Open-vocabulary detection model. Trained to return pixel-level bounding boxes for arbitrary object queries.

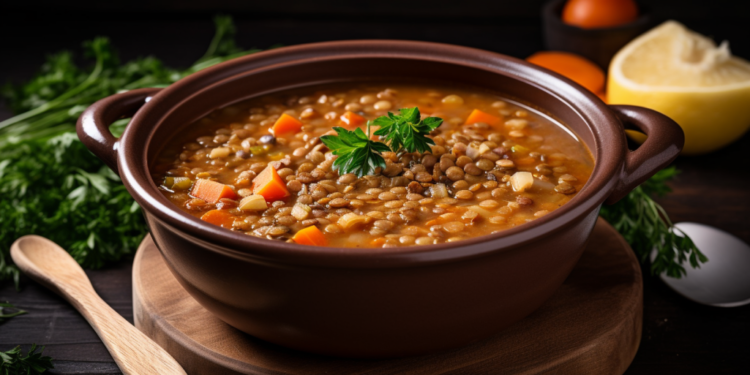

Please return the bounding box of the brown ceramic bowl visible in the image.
[77,40,683,358]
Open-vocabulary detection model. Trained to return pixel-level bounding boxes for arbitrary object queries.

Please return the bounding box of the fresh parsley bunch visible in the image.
[0,133,147,281]
[0,16,258,146]
[0,16,262,286]
[321,107,443,177]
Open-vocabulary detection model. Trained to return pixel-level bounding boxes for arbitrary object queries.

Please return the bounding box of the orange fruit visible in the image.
[562,0,638,29]
[527,51,605,94]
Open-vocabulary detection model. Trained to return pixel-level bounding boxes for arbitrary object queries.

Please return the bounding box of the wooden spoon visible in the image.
[10,235,186,375]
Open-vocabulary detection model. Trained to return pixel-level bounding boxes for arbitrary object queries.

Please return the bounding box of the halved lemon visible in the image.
[608,21,750,154]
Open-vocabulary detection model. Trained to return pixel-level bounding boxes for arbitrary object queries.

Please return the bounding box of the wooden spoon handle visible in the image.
[68,288,187,375]
[10,236,186,375]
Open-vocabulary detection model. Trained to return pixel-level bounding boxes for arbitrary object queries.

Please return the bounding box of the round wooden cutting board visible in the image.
[133,218,642,375]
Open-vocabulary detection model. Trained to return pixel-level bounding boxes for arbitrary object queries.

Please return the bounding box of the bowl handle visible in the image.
[605,105,684,205]
[76,88,162,176]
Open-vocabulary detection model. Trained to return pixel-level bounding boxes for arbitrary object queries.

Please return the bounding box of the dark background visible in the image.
[2,0,750,91]
[1,1,750,374]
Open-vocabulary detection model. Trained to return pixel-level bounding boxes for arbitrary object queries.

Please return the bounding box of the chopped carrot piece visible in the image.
[191,179,238,203]
[200,210,236,228]
[252,165,290,202]
[370,238,387,247]
[293,226,328,246]
[271,113,303,135]
[465,109,502,126]
[526,51,605,94]
[340,111,367,128]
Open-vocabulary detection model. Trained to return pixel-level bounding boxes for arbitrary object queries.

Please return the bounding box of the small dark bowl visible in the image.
[543,0,656,69]
[77,40,682,358]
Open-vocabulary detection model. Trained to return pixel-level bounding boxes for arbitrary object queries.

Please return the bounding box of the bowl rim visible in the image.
[117,39,625,267]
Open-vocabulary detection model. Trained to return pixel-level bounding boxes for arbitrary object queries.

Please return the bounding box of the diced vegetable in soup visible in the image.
[152,83,594,248]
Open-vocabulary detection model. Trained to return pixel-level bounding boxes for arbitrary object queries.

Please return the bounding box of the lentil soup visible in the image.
[152,83,594,248]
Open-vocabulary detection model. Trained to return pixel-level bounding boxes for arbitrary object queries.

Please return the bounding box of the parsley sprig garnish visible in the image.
[321,107,443,177]
[321,123,390,178]
[373,107,443,153]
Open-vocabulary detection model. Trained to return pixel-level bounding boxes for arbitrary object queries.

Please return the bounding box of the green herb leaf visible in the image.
[0,16,261,286]
[321,124,390,178]
[0,15,260,147]
[373,107,443,154]
[0,344,54,374]
[0,302,26,324]
[599,166,708,278]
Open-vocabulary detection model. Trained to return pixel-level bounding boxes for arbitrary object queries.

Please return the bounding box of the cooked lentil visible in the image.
[153,83,593,248]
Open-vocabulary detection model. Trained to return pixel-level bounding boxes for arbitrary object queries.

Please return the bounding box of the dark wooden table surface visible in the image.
[1,2,749,373]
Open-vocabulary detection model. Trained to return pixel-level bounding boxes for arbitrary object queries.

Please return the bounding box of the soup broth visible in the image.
[152,83,594,248]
